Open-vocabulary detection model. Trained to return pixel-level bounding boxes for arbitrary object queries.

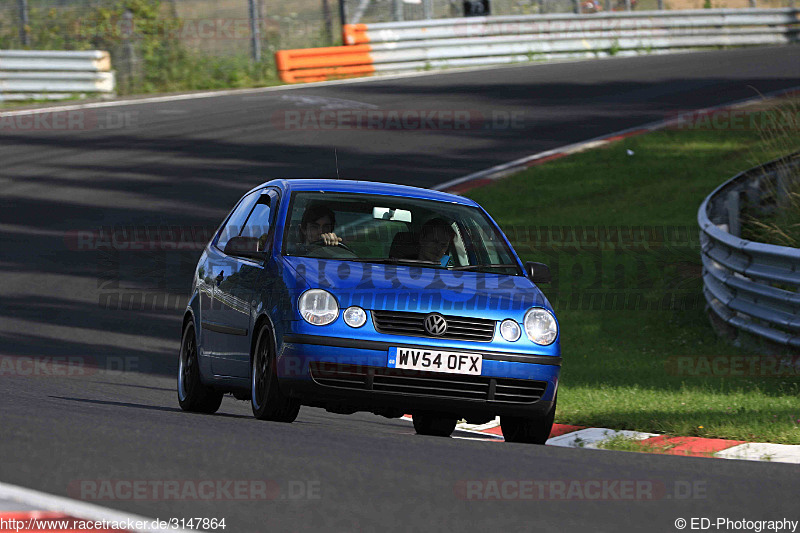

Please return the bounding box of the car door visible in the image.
[211,189,279,378]
[202,189,261,374]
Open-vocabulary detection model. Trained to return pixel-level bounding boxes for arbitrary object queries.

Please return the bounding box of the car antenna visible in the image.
[334,147,340,180]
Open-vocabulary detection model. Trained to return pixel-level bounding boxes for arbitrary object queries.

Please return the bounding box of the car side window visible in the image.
[216,189,261,251]
[240,190,278,251]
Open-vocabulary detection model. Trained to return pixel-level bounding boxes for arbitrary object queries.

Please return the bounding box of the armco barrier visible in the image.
[276,8,799,83]
[698,152,800,350]
[342,8,799,44]
[0,50,115,101]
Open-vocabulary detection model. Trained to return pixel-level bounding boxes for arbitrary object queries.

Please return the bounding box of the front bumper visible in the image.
[277,334,560,419]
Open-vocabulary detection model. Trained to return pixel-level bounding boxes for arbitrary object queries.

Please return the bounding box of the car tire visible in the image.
[500,395,557,444]
[251,324,300,422]
[178,323,224,414]
[412,414,457,437]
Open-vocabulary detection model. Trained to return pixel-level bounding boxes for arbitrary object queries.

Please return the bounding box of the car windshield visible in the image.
[282,191,521,275]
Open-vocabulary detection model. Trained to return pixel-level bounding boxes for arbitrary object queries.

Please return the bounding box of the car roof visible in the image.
[254,179,479,207]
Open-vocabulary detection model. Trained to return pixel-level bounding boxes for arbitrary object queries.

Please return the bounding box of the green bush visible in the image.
[0,0,280,96]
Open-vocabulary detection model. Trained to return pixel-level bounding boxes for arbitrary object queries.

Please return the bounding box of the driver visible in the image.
[300,204,341,248]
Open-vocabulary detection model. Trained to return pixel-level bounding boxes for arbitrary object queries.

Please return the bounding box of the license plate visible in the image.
[388,347,482,375]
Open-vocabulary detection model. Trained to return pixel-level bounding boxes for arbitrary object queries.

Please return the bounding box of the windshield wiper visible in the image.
[449,264,519,271]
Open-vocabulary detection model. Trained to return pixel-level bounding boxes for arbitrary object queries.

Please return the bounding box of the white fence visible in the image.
[349,8,799,69]
[346,8,799,43]
[0,50,115,102]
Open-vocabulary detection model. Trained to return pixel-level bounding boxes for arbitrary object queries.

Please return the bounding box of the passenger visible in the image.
[417,218,455,264]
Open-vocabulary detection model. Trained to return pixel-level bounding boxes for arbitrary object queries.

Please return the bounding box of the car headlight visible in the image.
[499,319,521,342]
[343,306,367,328]
[298,289,339,326]
[523,308,558,345]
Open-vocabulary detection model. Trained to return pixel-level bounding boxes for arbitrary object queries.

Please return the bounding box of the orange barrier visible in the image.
[278,64,376,84]
[275,44,374,83]
[342,24,369,45]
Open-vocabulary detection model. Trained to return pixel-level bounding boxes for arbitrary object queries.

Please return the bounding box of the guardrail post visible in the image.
[749,0,756,6]
[657,0,664,9]
[17,0,30,47]
[322,0,334,45]
[726,190,741,237]
[423,0,433,19]
[248,0,262,62]
[776,166,792,209]
[393,0,404,21]
[573,0,581,13]
[119,10,136,94]
[744,176,762,210]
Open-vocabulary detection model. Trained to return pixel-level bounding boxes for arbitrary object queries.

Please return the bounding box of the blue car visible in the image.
[178,179,561,443]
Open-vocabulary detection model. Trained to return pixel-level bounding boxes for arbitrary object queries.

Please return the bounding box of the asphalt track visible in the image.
[1,47,799,532]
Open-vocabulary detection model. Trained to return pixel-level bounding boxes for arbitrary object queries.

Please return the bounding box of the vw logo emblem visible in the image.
[424,313,448,336]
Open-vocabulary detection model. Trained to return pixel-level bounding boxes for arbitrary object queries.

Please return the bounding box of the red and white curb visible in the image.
[0,482,192,533]
[402,416,800,464]
[434,86,800,195]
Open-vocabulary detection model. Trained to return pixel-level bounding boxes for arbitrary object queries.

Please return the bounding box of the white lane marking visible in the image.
[276,95,379,110]
[714,443,800,464]
[453,428,504,440]
[401,415,504,439]
[546,428,659,449]
[0,481,194,532]
[451,436,503,442]
[456,416,500,432]
[433,84,800,192]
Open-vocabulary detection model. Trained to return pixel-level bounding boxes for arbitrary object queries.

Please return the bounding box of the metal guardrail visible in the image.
[0,50,115,101]
[343,8,799,43]
[698,152,800,350]
[276,8,799,83]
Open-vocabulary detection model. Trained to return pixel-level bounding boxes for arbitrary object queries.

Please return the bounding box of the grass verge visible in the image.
[594,434,714,457]
[466,97,800,444]
[740,100,800,247]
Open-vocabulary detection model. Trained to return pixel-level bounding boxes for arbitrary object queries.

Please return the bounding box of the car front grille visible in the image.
[309,363,547,404]
[371,310,495,342]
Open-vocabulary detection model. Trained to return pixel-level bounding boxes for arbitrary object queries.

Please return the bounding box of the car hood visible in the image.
[282,256,553,321]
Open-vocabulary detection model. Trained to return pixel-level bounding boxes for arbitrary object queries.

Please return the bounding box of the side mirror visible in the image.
[525,261,551,284]
[224,236,265,262]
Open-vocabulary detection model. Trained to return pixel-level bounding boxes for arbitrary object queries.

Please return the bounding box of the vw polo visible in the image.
[178,179,560,443]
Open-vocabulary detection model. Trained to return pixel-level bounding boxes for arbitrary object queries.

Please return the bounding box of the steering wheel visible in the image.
[309,240,358,257]
[311,239,354,251]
